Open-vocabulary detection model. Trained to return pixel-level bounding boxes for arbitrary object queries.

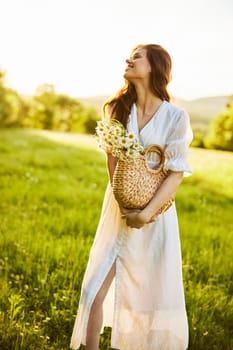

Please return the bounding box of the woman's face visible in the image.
[124,48,151,81]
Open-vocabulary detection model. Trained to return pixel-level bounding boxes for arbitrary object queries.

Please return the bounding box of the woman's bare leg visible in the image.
[84,263,116,350]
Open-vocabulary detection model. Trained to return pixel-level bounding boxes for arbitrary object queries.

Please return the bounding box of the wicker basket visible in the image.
[112,144,173,213]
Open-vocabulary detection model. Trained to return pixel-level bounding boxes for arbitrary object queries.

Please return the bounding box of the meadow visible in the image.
[0,128,232,350]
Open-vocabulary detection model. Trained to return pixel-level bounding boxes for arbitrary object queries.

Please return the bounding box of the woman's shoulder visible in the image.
[163,100,187,116]
[163,101,190,123]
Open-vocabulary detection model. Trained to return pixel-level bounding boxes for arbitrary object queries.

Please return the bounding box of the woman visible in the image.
[70,44,193,350]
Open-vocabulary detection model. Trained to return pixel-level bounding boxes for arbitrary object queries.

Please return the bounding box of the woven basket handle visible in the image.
[144,144,165,174]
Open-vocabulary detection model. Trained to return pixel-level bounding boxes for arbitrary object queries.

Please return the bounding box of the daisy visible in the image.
[119,136,132,149]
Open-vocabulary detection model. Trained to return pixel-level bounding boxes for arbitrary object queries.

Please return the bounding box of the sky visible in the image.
[0,0,233,100]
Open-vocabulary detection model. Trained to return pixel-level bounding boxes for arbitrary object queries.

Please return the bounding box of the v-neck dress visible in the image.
[70,101,193,350]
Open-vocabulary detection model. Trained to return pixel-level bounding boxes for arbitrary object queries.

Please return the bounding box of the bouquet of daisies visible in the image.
[95,119,144,162]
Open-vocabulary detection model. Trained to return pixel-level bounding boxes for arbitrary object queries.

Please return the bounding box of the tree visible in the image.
[205,97,233,151]
[0,70,26,127]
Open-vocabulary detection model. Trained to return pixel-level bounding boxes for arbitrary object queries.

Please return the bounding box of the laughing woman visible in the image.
[70,43,193,350]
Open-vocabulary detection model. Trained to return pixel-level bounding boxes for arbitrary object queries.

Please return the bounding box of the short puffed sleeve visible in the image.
[164,110,193,176]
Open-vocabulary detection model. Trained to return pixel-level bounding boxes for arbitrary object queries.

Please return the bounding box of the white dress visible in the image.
[70,101,193,350]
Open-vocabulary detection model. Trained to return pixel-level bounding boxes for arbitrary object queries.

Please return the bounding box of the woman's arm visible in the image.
[106,153,118,185]
[123,171,184,228]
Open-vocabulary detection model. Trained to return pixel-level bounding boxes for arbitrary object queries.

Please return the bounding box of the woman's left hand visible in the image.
[121,211,144,229]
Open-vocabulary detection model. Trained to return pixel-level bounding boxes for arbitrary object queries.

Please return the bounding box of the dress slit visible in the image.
[80,256,118,347]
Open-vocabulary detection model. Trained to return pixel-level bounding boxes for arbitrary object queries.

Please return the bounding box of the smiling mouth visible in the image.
[125,65,133,71]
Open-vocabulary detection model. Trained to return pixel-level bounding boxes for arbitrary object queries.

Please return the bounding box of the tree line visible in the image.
[0,70,232,151]
[0,71,99,134]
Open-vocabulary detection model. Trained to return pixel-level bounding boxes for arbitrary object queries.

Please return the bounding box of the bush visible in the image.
[0,71,26,127]
[70,106,100,134]
[205,100,233,151]
[191,131,205,148]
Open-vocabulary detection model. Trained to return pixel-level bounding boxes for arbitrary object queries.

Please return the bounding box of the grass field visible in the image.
[0,128,232,350]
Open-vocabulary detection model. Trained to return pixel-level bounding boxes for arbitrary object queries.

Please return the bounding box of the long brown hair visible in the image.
[103,44,172,127]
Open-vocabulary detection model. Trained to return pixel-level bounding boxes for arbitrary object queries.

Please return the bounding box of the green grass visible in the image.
[0,128,232,350]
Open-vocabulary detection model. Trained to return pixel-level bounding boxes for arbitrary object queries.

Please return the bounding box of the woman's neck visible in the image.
[134,84,162,118]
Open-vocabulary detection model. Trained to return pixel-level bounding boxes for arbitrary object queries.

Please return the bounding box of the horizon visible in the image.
[16,87,231,103]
